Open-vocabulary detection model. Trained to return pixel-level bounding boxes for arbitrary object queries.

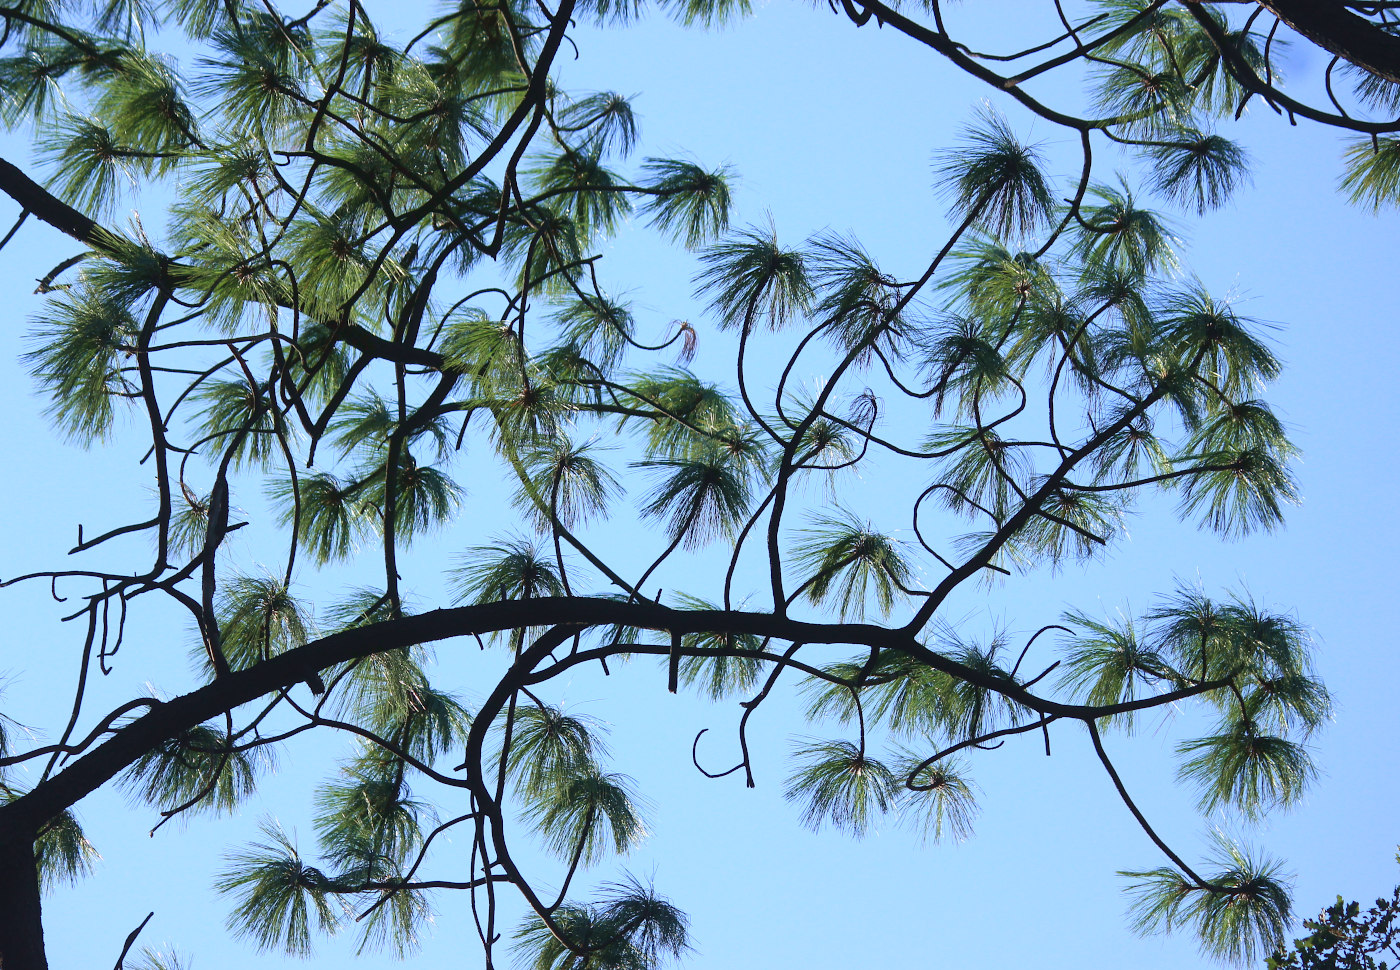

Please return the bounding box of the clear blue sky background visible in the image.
[1,2,1397,968]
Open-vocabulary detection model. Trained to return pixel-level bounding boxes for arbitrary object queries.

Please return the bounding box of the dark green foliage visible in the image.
[1122,835,1292,964]
[322,588,399,635]
[1144,133,1251,215]
[502,204,585,294]
[1089,2,1266,114]
[1018,486,1124,564]
[86,236,168,306]
[1071,181,1181,277]
[784,739,900,838]
[530,150,633,239]
[41,117,135,215]
[216,574,313,671]
[0,0,1348,967]
[1059,610,1172,728]
[361,453,463,539]
[1177,447,1298,538]
[352,876,433,958]
[24,285,137,441]
[1243,672,1332,740]
[122,724,266,815]
[1177,721,1315,818]
[91,51,196,163]
[1158,284,1279,395]
[933,629,1028,740]
[1093,64,1193,136]
[554,296,635,372]
[1341,138,1400,212]
[936,108,1054,238]
[195,20,310,139]
[803,650,957,738]
[639,158,733,248]
[1084,2,1269,210]
[670,594,765,698]
[1059,589,1327,821]
[314,754,429,869]
[792,510,913,619]
[695,226,813,331]
[0,42,93,124]
[505,704,608,797]
[659,0,752,28]
[515,878,690,970]
[1089,410,1171,484]
[169,222,288,334]
[364,683,472,764]
[216,822,340,956]
[524,762,648,864]
[129,947,191,970]
[928,427,1030,520]
[892,750,978,844]
[1269,862,1400,970]
[328,642,437,731]
[29,807,101,890]
[527,436,621,528]
[923,315,1013,418]
[808,233,906,359]
[452,535,566,604]
[330,393,407,457]
[1345,64,1400,114]
[636,446,758,548]
[623,367,742,455]
[270,472,374,563]
[282,212,393,315]
[196,378,288,470]
[562,92,638,157]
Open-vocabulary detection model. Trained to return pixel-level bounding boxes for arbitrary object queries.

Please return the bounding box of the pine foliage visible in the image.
[0,0,1363,967]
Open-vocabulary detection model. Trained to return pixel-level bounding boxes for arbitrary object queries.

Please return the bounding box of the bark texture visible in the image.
[0,834,46,970]
[1257,0,1400,84]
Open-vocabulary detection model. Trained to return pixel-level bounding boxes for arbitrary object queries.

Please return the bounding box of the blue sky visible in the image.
[1,2,1398,968]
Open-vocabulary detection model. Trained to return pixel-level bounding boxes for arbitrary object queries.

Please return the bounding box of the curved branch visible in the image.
[1256,0,1400,84]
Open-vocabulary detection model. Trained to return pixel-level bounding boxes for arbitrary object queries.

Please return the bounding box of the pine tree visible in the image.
[2,2,1385,969]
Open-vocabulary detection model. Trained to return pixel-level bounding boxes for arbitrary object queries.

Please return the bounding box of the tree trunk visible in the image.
[1257,1,1400,84]
[0,833,47,970]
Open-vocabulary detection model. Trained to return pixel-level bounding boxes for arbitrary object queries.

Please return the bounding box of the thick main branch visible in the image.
[0,598,1228,843]
[1255,0,1400,83]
